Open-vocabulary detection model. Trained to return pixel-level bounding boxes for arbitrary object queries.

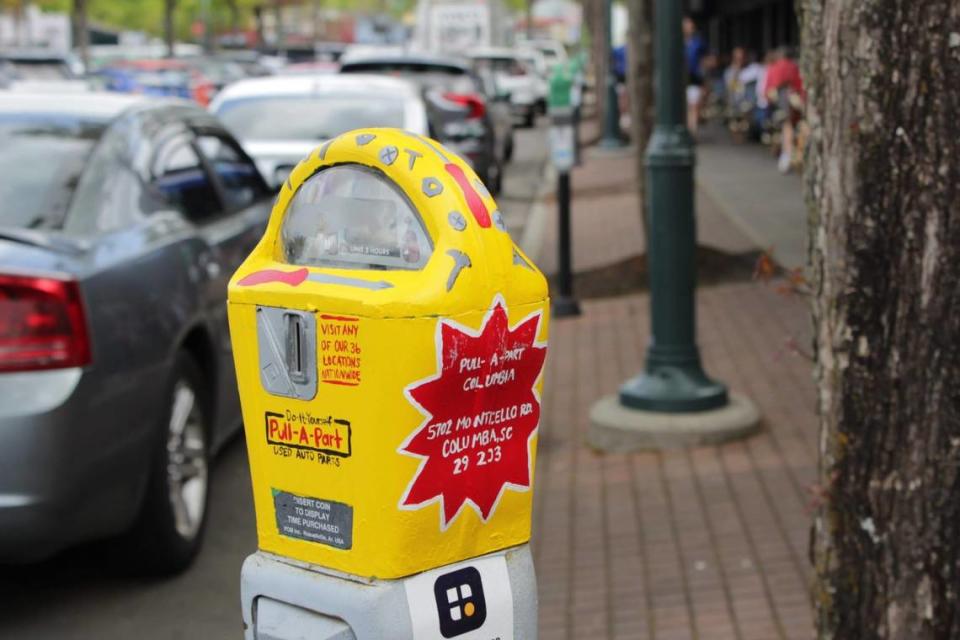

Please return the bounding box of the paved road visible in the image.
[0,121,549,640]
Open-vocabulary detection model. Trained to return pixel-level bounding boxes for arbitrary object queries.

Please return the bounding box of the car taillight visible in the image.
[0,275,91,373]
[443,92,487,119]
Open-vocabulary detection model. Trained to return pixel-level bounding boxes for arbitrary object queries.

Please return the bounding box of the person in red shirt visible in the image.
[763,48,805,173]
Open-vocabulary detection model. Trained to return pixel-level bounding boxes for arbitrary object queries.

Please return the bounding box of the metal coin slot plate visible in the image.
[257,305,317,400]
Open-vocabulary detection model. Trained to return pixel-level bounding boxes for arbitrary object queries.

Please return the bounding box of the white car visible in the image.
[209,74,429,188]
[470,47,546,127]
[525,39,568,70]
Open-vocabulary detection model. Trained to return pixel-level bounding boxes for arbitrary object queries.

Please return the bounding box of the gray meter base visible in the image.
[241,545,538,640]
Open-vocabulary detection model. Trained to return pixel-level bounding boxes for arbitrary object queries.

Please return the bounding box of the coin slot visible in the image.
[285,313,307,384]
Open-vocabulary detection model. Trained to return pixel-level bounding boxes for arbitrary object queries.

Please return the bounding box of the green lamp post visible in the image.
[617,0,727,412]
[598,0,626,148]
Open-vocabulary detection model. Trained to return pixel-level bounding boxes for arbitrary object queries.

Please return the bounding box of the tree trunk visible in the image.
[625,0,652,237]
[586,0,608,130]
[164,0,176,57]
[525,0,533,40]
[225,0,240,34]
[273,0,283,49]
[72,0,88,70]
[312,0,322,42]
[804,1,960,638]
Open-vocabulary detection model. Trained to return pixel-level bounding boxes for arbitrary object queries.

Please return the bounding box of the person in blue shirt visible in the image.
[683,16,707,134]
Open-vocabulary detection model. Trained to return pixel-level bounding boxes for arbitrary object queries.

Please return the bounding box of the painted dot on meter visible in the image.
[355,133,376,146]
[422,177,444,197]
[316,139,333,161]
[492,210,506,232]
[379,145,399,166]
[448,210,467,231]
[473,178,490,199]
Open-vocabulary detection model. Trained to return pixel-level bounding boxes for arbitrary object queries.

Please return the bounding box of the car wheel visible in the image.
[124,352,210,575]
[523,110,535,128]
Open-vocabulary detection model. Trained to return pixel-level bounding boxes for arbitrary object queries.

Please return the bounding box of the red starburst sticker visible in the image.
[399,297,547,529]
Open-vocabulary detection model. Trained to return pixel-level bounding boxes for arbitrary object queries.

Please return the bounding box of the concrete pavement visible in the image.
[696,126,807,270]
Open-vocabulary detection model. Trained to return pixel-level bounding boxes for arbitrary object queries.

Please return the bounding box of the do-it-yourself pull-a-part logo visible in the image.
[399,298,547,529]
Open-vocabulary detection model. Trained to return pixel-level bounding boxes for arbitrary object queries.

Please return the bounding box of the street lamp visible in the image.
[588,0,758,450]
[598,0,625,149]
[618,0,726,411]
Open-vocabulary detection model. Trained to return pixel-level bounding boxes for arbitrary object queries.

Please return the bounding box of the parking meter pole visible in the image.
[599,0,626,149]
[556,171,577,312]
[617,0,728,412]
[549,67,581,318]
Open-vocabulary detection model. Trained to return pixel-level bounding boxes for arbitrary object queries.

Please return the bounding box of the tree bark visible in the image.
[803,1,960,638]
[625,0,652,237]
[225,0,240,34]
[525,0,533,40]
[164,0,177,57]
[273,0,283,49]
[586,0,608,130]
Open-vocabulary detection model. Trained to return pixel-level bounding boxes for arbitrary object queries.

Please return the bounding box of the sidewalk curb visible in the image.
[696,175,778,264]
[518,162,555,265]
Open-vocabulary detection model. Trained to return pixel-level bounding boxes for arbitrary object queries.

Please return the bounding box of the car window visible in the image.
[473,57,522,74]
[151,130,221,221]
[341,62,481,94]
[6,60,73,81]
[0,113,105,230]
[216,95,407,142]
[196,134,266,211]
[64,117,159,235]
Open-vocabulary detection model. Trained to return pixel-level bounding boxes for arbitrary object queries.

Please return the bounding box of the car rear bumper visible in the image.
[0,366,164,562]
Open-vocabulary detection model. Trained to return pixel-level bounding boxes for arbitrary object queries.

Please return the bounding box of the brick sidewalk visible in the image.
[528,133,816,639]
[534,146,757,278]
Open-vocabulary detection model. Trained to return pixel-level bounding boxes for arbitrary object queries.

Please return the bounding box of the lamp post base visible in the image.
[597,135,627,150]
[619,366,728,413]
[588,392,760,452]
[552,296,582,318]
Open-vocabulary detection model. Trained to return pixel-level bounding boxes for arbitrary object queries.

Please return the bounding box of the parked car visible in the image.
[470,47,543,127]
[276,60,340,76]
[0,92,272,572]
[0,49,83,81]
[339,51,513,194]
[211,74,430,188]
[96,59,216,106]
[0,49,89,92]
[516,48,550,114]
[524,39,568,69]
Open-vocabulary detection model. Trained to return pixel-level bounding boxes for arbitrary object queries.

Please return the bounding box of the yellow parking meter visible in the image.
[229,129,548,639]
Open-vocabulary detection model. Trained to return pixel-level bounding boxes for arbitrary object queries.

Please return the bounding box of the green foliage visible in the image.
[30,0,431,39]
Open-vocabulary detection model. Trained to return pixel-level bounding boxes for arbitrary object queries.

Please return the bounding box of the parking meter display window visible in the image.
[280,164,432,270]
